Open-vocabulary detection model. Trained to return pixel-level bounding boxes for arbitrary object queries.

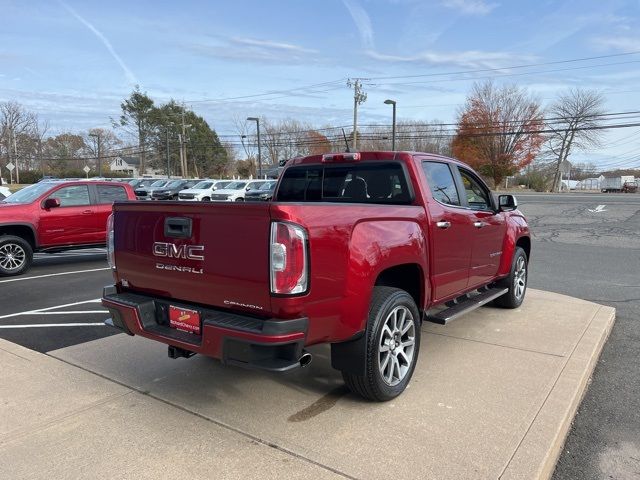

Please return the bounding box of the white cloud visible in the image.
[592,36,640,52]
[342,0,374,49]
[188,36,320,65]
[366,49,534,69]
[60,2,138,86]
[441,0,498,16]
[230,37,317,54]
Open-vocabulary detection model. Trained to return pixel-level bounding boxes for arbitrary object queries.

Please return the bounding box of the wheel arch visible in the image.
[0,223,38,250]
[374,263,424,312]
[516,235,531,262]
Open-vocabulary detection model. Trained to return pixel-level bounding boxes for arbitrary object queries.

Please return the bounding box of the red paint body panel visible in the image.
[112,201,274,316]
[0,181,136,250]
[106,151,530,354]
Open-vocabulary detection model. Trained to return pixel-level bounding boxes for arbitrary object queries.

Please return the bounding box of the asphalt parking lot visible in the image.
[0,249,116,352]
[0,192,638,479]
[517,193,640,480]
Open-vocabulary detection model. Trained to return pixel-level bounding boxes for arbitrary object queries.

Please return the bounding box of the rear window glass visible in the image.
[276,162,412,204]
[97,185,128,204]
[422,162,460,206]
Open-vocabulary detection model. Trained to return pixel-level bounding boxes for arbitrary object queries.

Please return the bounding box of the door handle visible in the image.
[474,221,486,228]
[436,221,451,229]
[82,210,93,215]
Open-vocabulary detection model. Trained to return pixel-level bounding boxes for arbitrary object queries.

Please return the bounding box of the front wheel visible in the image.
[342,287,421,401]
[0,235,33,277]
[235,197,244,202]
[494,246,528,308]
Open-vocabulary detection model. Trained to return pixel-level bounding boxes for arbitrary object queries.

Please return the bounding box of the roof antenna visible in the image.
[341,128,351,153]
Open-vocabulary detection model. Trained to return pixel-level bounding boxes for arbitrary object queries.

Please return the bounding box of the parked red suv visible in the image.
[0,180,136,276]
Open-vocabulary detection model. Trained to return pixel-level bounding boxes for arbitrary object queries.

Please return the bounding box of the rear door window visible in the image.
[96,185,128,204]
[422,162,460,207]
[276,162,412,204]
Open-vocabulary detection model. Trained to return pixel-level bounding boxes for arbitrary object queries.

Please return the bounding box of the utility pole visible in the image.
[12,129,19,184]
[89,132,101,176]
[180,106,192,178]
[347,78,367,150]
[166,127,171,178]
[247,117,262,178]
[178,133,185,178]
[39,138,44,178]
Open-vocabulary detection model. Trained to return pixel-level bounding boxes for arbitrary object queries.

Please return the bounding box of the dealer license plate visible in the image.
[169,305,201,335]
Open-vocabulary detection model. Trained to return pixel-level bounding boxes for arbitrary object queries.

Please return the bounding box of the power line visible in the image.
[370,59,640,87]
[185,79,347,104]
[365,50,640,81]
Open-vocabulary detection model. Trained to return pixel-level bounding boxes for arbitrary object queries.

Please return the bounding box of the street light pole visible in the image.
[247,117,262,178]
[166,128,171,178]
[384,99,396,151]
[89,133,101,176]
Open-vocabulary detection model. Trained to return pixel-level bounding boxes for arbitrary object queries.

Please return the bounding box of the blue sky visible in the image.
[2,0,640,167]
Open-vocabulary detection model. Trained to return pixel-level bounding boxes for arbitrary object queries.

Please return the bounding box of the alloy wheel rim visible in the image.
[378,306,416,386]
[514,256,527,300]
[0,243,26,271]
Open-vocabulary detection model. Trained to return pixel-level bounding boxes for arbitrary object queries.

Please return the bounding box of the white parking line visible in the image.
[34,253,105,258]
[0,268,110,284]
[0,323,105,329]
[0,299,102,319]
[19,311,107,315]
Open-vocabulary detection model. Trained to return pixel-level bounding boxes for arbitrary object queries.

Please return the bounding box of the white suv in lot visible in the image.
[178,180,232,201]
[0,186,11,200]
[209,180,267,202]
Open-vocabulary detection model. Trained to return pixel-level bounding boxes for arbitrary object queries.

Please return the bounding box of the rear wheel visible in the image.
[342,287,421,401]
[494,247,528,308]
[0,235,33,277]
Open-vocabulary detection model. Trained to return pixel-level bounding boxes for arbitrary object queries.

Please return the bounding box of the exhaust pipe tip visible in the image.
[299,351,313,368]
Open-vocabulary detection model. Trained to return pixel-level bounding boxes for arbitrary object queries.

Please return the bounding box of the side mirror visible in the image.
[246,186,251,191]
[498,194,517,212]
[43,198,61,209]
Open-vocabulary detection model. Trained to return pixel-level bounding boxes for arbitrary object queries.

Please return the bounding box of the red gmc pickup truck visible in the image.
[0,180,136,276]
[102,152,530,401]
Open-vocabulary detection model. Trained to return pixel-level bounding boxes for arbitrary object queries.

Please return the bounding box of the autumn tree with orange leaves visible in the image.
[452,81,544,187]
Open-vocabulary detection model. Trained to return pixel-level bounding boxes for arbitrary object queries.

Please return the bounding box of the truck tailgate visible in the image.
[112,202,273,316]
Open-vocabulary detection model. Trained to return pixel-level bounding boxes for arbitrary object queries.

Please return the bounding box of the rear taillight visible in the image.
[106,214,115,270]
[270,222,308,295]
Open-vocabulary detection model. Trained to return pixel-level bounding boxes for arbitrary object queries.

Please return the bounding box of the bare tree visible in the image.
[233,115,256,160]
[83,128,123,171]
[0,101,37,182]
[545,88,605,192]
[356,120,453,155]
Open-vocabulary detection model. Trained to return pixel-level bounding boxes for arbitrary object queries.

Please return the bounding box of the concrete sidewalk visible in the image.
[0,289,615,479]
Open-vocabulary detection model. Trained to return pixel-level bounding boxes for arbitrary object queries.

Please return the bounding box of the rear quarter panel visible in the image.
[497,210,530,276]
[270,203,427,344]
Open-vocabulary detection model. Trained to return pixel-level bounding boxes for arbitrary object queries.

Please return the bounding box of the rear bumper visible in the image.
[101,286,308,372]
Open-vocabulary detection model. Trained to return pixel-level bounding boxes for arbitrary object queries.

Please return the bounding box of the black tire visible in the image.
[0,235,33,277]
[493,246,528,309]
[342,286,421,401]
[202,197,210,202]
[235,197,244,202]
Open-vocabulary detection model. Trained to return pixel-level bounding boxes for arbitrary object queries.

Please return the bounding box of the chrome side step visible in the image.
[424,287,508,325]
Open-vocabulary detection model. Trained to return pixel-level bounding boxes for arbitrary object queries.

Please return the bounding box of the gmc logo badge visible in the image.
[153,242,205,261]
